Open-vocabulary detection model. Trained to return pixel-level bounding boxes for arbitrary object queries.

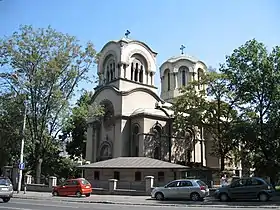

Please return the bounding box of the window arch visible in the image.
[179,66,189,86]
[103,55,116,83]
[100,144,112,160]
[132,124,140,157]
[152,123,162,160]
[197,68,204,90]
[164,69,171,91]
[130,54,148,84]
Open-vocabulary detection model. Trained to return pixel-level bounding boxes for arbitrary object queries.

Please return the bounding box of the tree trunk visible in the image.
[35,158,43,184]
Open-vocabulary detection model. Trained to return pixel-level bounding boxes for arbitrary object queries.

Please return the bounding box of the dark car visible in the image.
[214,177,275,202]
[0,177,13,203]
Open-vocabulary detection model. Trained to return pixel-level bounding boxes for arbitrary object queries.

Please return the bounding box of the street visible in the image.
[0,198,280,210]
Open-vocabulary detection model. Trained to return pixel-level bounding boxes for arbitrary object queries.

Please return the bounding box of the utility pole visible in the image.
[17,100,27,193]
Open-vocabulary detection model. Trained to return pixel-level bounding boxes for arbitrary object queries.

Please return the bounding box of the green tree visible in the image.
[0,93,23,169]
[221,39,280,180]
[0,25,97,183]
[62,90,104,160]
[173,71,240,170]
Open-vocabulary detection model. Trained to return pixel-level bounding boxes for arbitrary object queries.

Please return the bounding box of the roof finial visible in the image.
[125,30,130,39]
[180,44,186,55]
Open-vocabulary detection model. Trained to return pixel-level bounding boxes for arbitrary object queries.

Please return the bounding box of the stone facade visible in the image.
[85,36,240,172]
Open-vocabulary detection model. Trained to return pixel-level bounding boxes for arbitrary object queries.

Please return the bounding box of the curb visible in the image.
[12,196,280,209]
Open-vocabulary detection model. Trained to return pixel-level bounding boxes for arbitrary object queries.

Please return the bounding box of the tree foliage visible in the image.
[173,71,240,170]
[0,25,97,182]
[220,39,280,179]
[62,90,104,160]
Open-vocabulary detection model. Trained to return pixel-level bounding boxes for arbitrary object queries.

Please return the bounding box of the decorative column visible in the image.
[173,72,178,89]
[108,179,118,192]
[86,123,93,162]
[145,176,154,194]
[49,176,57,188]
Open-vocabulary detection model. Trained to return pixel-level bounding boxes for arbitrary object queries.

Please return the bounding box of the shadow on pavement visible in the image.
[146,197,280,207]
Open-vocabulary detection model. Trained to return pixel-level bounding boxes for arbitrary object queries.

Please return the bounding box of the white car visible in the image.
[151,179,209,201]
[0,177,13,203]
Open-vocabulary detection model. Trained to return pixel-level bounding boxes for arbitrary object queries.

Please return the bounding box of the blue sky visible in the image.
[1,0,280,99]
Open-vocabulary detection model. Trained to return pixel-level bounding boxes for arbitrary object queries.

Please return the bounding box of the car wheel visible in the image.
[85,193,90,197]
[52,191,59,196]
[155,192,164,200]
[219,193,229,202]
[190,192,200,201]
[75,191,82,197]
[3,198,10,203]
[258,193,269,202]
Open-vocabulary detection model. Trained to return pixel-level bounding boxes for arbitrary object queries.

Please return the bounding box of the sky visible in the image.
[1,0,280,100]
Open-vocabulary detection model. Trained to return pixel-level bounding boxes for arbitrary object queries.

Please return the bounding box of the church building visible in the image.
[85,36,228,171]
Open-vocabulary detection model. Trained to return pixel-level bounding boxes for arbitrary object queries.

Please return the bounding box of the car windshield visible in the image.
[0,178,11,186]
[197,180,207,186]
[80,179,90,185]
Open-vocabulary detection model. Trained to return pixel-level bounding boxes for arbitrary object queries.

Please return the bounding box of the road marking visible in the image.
[9,200,80,209]
[0,206,32,210]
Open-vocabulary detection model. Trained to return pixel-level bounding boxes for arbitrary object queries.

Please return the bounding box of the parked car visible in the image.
[52,178,92,197]
[214,177,275,202]
[151,179,209,201]
[0,176,13,203]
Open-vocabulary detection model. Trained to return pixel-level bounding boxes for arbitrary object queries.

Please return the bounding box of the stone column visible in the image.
[145,176,154,193]
[49,176,57,188]
[108,179,118,192]
[174,72,178,89]
[86,123,93,162]
[25,175,32,184]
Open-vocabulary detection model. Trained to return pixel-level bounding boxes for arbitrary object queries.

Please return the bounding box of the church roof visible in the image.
[160,54,207,68]
[130,108,173,118]
[78,157,188,169]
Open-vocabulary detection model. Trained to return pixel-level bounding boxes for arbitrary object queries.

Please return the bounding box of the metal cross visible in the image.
[125,30,130,38]
[180,45,186,55]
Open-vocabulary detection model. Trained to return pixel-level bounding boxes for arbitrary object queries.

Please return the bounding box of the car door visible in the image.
[177,180,192,199]
[163,181,180,198]
[244,178,264,199]
[58,181,70,196]
[228,179,248,199]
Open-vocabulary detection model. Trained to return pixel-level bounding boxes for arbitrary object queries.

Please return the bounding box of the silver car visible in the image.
[0,177,13,203]
[151,179,209,201]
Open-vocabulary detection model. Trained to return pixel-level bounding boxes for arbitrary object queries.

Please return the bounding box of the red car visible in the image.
[52,178,92,197]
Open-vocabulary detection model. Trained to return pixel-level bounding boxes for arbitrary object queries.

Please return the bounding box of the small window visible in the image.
[166,181,179,188]
[71,180,79,185]
[158,172,165,182]
[180,181,193,187]
[135,171,141,181]
[94,171,100,180]
[248,178,263,186]
[114,171,120,180]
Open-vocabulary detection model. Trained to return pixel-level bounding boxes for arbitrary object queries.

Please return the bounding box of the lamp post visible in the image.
[17,100,27,193]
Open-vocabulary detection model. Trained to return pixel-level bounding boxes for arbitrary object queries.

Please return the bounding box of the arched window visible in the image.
[131,63,134,80]
[103,54,116,83]
[164,69,171,91]
[197,68,204,90]
[130,54,148,84]
[153,123,162,160]
[100,100,115,130]
[132,124,140,157]
[100,144,112,160]
[179,66,189,86]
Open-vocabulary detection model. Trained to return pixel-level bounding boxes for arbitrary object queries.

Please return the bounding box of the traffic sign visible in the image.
[19,163,25,170]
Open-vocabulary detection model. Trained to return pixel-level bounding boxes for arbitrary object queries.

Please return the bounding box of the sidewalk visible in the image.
[13,191,280,208]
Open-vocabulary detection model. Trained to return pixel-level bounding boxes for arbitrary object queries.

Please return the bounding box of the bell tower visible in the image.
[159,46,208,103]
[96,31,158,92]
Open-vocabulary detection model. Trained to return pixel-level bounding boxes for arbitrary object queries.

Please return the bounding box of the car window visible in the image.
[197,180,206,186]
[247,178,264,186]
[0,178,10,186]
[231,179,246,188]
[180,181,193,187]
[166,181,179,188]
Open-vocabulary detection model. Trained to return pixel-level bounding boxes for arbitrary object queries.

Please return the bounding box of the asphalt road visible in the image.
[0,198,279,210]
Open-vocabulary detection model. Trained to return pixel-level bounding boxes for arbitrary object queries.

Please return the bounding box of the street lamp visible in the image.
[17,100,27,193]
